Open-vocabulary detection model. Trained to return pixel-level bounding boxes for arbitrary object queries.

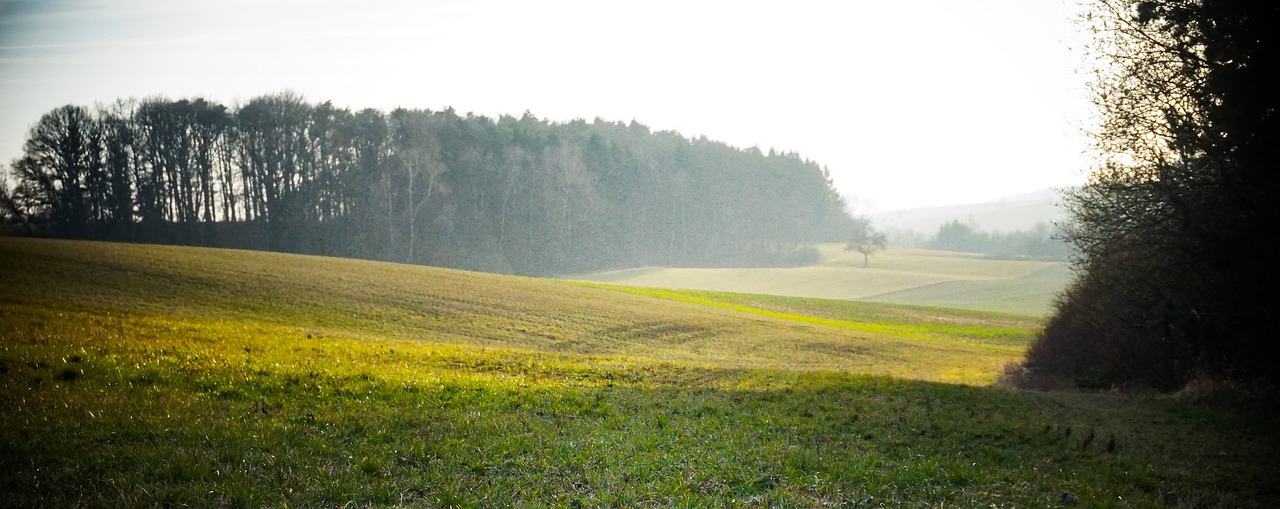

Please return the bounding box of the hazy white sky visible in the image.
[0,0,1093,212]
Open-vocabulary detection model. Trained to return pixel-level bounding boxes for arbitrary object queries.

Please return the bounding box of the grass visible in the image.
[0,238,1023,383]
[575,285,1042,349]
[2,237,1277,507]
[865,264,1073,316]
[573,244,1072,316]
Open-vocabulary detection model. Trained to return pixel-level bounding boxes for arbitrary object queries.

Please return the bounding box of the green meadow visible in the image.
[1,237,1276,507]
[576,244,1072,317]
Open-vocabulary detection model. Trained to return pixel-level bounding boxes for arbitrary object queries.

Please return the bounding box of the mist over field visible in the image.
[869,189,1065,234]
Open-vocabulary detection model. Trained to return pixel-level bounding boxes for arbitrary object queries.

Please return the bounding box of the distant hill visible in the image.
[869,188,1068,235]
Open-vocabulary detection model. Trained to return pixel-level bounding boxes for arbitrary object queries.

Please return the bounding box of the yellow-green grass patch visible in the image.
[3,300,1276,507]
[1,237,1017,384]
[2,237,1276,507]
[574,245,1072,316]
[579,285,1042,349]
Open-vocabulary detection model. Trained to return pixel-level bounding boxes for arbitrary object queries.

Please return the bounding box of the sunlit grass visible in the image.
[574,244,1070,316]
[1,237,1276,507]
[3,304,1275,507]
[0,238,1022,383]
[579,285,1041,349]
[866,264,1072,316]
[814,245,1052,276]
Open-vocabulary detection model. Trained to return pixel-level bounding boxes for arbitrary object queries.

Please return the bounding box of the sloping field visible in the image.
[576,244,1072,316]
[0,238,1020,382]
[868,264,1072,314]
[2,237,1275,507]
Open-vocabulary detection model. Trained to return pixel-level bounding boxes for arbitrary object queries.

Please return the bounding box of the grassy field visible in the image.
[2,237,1276,507]
[575,244,1072,317]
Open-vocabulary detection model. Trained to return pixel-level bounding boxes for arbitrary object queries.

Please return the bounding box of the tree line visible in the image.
[879,220,1072,261]
[927,220,1071,260]
[0,94,852,275]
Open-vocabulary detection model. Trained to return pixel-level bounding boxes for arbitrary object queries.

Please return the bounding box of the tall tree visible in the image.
[390,109,448,263]
[12,105,100,236]
[236,93,312,251]
[98,101,137,235]
[344,108,391,259]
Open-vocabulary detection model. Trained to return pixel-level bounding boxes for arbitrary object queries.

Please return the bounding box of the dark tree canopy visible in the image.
[1024,0,1279,390]
[3,96,853,276]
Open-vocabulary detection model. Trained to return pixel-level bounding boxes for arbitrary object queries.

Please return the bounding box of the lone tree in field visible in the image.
[845,216,886,267]
[1024,0,1279,390]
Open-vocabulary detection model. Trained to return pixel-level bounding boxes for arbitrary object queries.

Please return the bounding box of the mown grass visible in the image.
[2,237,1278,507]
[577,285,1041,349]
[574,245,1071,316]
[866,264,1073,317]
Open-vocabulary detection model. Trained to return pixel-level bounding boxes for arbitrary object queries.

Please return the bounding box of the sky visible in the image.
[0,0,1094,212]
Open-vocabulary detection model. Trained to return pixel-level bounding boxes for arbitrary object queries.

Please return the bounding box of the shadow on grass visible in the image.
[2,342,1277,508]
